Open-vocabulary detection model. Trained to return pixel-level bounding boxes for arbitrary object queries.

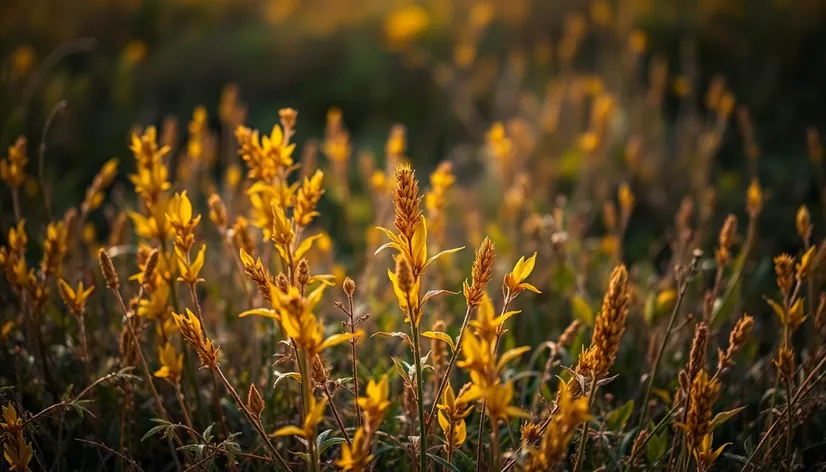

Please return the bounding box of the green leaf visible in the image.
[709,406,746,431]
[571,295,594,327]
[427,453,461,472]
[316,429,332,447]
[141,419,173,442]
[605,400,635,431]
[318,437,347,454]
[203,424,214,443]
[646,430,667,465]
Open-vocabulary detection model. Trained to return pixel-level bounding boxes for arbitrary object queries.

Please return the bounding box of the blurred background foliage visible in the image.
[1,0,825,253]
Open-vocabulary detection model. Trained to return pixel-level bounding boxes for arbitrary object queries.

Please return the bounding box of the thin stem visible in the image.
[347,293,362,428]
[783,378,794,466]
[446,420,455,468]
[490,419,501,471]
[475,295,513,471]
[637,262,694,432]
[300,350,319,472]
[212,365,293,471]
[741,352,826,471]
[573,374,598,472]
[322,383,352,445]
[188,282,231,435]
[411,317,428,472]
[427,305,473,431]
[174,383,199,444]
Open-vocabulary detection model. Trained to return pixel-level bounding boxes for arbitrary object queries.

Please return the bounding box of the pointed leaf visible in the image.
[422,331,456,352]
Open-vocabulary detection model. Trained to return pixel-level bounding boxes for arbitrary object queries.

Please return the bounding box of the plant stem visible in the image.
[322,383,352,445]
[637,261,694,432]
[188,282,231,435]
[573,374,598,472]
[490,419,501,471]
[411,319,428,472]
[347,293,362,428]
[298,349,319,472]
[212,365,293,471]
[427,305,473,432]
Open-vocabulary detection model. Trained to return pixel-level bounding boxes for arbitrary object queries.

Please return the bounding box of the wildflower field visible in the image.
[1,0,826,471]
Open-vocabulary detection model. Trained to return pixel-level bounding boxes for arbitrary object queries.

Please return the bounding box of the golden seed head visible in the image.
[718,214,737,250]
[296,258,310,286]
[208,193,228,229]
[279,108,298,132]
[395,255,414,295]
[585,264,630,378]
[98,248,119,290]
[466,237,495,307]
[247,383,265,418]
[687,322,708,384]
[392,164,422,240]
[774,346,795,380]
[746,179,763,218]
[797,205,812,240]
[773,253,795,295]
[343,276,356,297]
[275,272,290,294]
[142,249,160,286]
[557,319,582,347]
[685,369,720,447]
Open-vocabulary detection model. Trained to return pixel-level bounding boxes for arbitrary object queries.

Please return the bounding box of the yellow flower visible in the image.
[438,410,467,449]
[693,434,730,470]
[0,137,28,189]
[468,293,520,342]
[137,283,169,319]
[166,191,201,251]
[154,343,183,384]
[437,383,474,424]
[503,252,541,297]
[272,395,327,439]
[480,381,529,422]
[336,428,374,471]
[1,403,22,433]
[357,375,391,431]
[57,279,94,316]
[176,244,206,285]
[383,5,430,49]
[129,201,173,242]
[235,124,295,182]
[172,308,218,367]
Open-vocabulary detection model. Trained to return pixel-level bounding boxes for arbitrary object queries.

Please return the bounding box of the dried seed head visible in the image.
[343,277,356,297]
[687,322,708,384]
[142,249,160,286]
[797,205,812,241]
[557,319,582,347]
[275,272,289,294]
[585,265,629,378]
[774,254,795,296]
[717,314,754,375]
[247,383,265,417]
[521,421,542,444]
[98,248,119,290]
[465,237,495,307]
[746,179,763,218]
[685,369,720,447]
[208,193,228,229]
[395,255,414,295]
[392,164,422,240]
[774,346,795,381]
[279,108,298,133]
[296,258,310,286]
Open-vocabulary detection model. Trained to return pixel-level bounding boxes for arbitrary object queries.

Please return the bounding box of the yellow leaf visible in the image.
[422,331,456,351]
[571,295,595,326]
[238,308,280,319]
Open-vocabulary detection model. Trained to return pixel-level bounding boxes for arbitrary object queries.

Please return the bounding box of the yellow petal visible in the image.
[270,425,307,438]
